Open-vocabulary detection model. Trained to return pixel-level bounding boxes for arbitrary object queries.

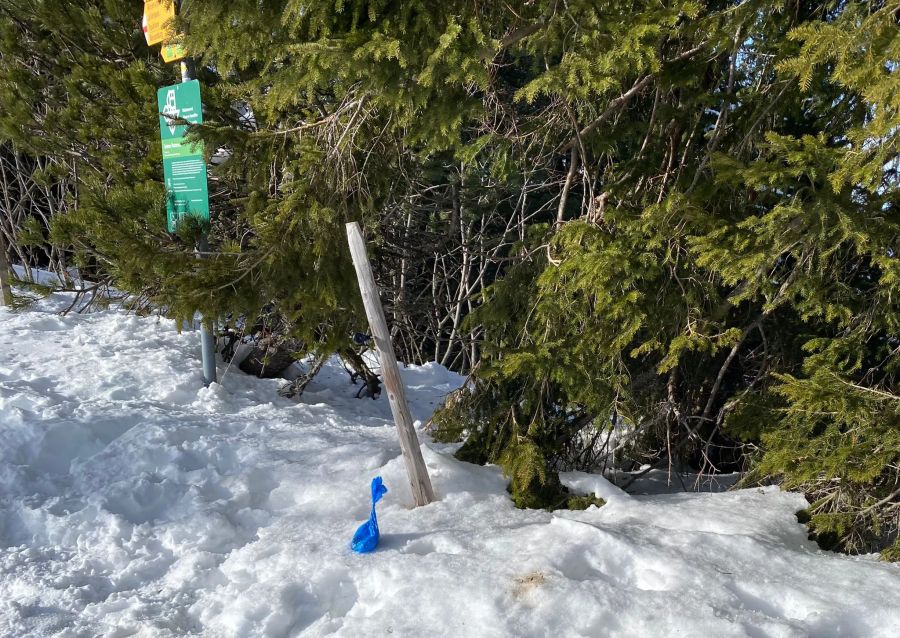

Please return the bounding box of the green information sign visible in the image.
[157,80,210,232]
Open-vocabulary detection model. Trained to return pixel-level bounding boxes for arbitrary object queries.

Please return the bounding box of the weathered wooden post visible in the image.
[0,231,12,307]
[346,222,435,506]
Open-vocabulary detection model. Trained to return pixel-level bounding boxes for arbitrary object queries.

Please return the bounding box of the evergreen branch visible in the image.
[859,486,900,517]
[830,374,900,403]
[558,75,654,154]
[552,411,596,448]
[480,19,548,61]
[700,318,763,424]
[559,42,708,153]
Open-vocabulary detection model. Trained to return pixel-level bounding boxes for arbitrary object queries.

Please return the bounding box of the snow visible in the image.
[10,265,82,288]
[2,294,899,638]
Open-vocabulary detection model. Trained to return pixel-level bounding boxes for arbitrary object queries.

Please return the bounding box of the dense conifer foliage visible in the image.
[0,1,896,556]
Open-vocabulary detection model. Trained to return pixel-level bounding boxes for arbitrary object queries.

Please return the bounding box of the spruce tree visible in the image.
[426,0,899,556]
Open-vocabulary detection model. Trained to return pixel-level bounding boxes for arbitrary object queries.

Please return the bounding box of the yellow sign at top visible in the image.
[161,42,187,64]
[143,0,176,47]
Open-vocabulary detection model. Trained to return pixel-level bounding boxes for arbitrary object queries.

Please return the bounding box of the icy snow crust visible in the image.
[1,296,899,638]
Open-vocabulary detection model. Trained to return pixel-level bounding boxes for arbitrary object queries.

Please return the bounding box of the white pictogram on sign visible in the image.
[162,89,179,136]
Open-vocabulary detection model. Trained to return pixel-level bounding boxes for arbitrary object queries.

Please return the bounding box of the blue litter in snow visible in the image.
[351,477,388,553]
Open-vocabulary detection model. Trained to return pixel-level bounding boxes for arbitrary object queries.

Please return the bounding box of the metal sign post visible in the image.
[149,0,216,386]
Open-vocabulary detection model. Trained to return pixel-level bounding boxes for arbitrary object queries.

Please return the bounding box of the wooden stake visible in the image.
[0,231,12,307]
[346,222,435,506]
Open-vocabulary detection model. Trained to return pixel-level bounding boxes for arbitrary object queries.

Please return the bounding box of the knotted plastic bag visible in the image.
[351,476,388,553]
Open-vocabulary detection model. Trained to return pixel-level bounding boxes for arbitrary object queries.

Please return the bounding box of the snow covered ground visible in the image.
[2,293,899,638]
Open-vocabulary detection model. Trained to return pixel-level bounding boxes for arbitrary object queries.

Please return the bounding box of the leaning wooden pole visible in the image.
[0,230,12,307]
[346,222,435,506]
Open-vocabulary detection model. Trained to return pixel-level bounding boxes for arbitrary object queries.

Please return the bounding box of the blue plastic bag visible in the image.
[351,477,388,553]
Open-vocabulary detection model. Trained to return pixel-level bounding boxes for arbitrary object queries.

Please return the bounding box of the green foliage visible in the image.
[749,364,900,554]
[881,540,900,563]
[0,0,365,352]
[499,437,548,503]
[428,0,900,556]
[566,494,607,511]
[434,377,603,510]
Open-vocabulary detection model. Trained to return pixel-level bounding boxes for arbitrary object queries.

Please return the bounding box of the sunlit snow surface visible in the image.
[1,294,899,637]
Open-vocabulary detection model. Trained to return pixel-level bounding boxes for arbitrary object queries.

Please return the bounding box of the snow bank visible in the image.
[1,294,899,637]
[10,265,71,287]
